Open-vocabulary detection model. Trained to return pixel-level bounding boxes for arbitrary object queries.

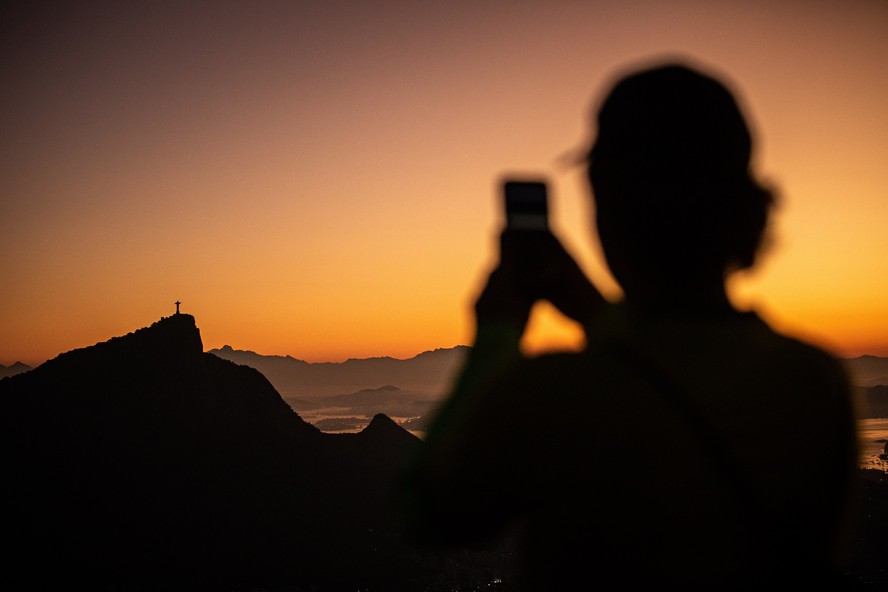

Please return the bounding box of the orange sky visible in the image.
[2,1,887,366]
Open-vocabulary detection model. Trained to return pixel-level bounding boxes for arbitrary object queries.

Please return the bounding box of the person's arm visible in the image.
[400,230,605,544]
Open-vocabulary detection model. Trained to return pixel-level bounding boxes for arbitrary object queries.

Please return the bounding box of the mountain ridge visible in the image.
[0,361,32,379]
[0,314,483,589]
[209,343,469,397]
[842,355,888,387]
[213,343,468,364]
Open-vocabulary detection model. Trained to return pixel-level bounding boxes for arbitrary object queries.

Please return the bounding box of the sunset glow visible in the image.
[2,1,887,366]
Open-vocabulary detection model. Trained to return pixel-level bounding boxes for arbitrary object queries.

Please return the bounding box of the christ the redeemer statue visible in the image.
[175,301,181,315]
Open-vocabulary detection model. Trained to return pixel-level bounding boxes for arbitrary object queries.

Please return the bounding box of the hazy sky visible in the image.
[2,0,887,365]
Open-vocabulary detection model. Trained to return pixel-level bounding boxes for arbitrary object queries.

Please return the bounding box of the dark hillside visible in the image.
[0,315,466,590]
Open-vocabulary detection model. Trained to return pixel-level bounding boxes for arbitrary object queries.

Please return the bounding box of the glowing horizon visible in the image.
[3,1,887,367]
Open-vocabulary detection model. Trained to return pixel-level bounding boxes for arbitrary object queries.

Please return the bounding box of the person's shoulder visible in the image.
[746,312,841,365]
[740,311,851,393]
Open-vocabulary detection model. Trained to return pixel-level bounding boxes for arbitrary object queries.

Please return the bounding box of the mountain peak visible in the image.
[357,414,420,449]
[362,413,404,435]
[122,313,203,358]
[33,314,204,376]
[362,385,400,393]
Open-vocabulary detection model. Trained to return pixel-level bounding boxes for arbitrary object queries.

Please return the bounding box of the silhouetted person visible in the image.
[403,62,859,589]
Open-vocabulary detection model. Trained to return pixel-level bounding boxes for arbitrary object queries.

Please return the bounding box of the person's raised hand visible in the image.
[474,230,606,333]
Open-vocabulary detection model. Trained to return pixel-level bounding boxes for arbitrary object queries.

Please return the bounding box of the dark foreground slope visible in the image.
[0,315,495,590]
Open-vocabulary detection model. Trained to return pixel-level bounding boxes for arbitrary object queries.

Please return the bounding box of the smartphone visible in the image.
[503,179,549,231]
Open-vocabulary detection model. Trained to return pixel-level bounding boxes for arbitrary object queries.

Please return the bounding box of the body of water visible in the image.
[858,417,888,472]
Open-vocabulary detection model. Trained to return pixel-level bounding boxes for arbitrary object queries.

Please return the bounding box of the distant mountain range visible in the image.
[0,361,32,379]
[840,356,888,419]
[7,347,885,393]
[210,346,888,422]
[842,355,888,387]
[0,315,505,589]
[208,344,469,398]
[207,346,888,394]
